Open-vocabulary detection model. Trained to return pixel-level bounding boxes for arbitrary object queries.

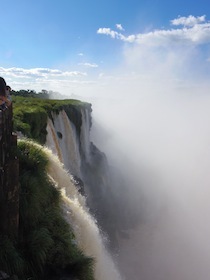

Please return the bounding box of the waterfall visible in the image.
[46,117,63,163]
[80,108,91,162]
[46,110,81,177]
[42,146,122,280]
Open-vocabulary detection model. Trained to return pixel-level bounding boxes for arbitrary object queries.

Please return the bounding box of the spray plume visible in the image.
[43,16,210,280]
[84,21,210,280]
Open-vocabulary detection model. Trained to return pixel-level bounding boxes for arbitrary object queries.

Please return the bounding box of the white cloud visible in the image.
[78,62,99,68]
[0,67,87,79]
[1,15,209,97]
[97,15,210,46]
[97,28,135,42]
[97,28,120,38]
[171,15,206,27]
[116,24,124,31]
[0,66,90,95]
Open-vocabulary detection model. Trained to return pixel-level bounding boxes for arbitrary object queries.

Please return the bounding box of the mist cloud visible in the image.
[90,67,210,280]
[91,15,210,280]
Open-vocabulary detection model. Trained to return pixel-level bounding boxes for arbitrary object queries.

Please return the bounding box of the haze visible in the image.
[87,22,210,280]
[2,8,210,279]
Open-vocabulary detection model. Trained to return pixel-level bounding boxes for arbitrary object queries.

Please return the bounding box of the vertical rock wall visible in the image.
[46,105,126,248]
[0,106,19,238]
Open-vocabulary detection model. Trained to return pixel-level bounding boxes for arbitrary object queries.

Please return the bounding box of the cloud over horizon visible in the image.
[97,15,210,46]
[0,67,87,79]
[1,15,210,95]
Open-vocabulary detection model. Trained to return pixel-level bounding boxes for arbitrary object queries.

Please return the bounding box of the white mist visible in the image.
[89,82,210,280]
[49,21,210,279]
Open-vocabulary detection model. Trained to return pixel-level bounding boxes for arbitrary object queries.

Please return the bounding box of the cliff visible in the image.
[13,96,137,250]
[0,102,95,280]
[0,105,19,238]
[12,96,91,144]
[0,96,128,279]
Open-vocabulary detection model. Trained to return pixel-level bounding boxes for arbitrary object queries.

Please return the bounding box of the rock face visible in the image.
[0,106,19,238]
[1,100,137,251]
[45,105,130,249]
[0,101,123,279]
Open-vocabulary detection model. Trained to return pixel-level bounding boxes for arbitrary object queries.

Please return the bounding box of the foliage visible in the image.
[11,89,67,99]
[0,235,25,276]
[12,95,90,144]
[0,140,94,279]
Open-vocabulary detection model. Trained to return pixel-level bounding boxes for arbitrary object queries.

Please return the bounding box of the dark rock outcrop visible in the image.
[0,106,19,238]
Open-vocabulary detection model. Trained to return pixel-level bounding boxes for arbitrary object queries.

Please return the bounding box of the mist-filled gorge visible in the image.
[42,63,210,279]
[5,45,210,280]
[88,83,210,280]
[6,79,210,280]
[4,74,210,280]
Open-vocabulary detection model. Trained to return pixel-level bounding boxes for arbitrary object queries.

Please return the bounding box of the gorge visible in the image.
[0,97,131,280]
[2,86,210,280]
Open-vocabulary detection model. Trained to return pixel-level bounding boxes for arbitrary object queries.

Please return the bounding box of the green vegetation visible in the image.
[4,92,94,278]
[11,89,62,99]
[0,139,94,280]
[13,95,91,144]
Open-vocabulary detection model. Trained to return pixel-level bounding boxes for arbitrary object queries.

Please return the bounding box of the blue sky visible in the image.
[1,0,210,96]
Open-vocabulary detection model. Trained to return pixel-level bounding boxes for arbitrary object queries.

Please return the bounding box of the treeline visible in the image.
[11,89,64,99]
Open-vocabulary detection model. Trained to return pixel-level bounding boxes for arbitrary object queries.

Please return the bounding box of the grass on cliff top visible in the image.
[0,139,94,280]
[13,95,89,111]
[12,95,90,144]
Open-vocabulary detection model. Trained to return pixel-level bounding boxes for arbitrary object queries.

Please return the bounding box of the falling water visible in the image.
[46,117,63,163]
[42,146,122,280]
[80,108,91,162]
[46,110,81,177]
